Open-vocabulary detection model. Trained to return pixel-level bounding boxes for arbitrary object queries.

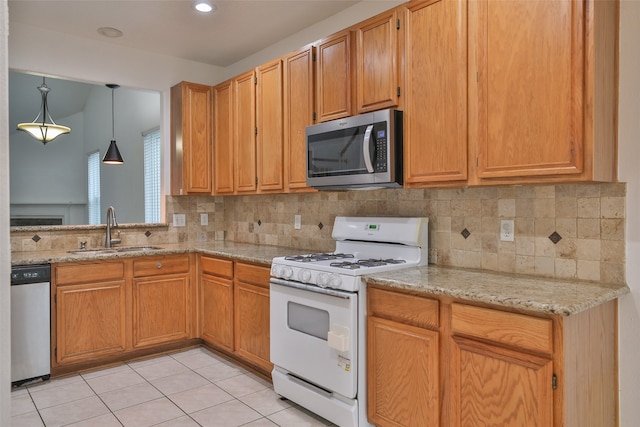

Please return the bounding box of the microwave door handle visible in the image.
[362,125,375,173]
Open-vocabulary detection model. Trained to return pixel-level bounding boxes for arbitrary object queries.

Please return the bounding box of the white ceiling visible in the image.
[8,0,360,68]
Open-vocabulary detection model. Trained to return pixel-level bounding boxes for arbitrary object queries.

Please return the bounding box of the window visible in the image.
[87,151,101,224]
[144,128,161,223]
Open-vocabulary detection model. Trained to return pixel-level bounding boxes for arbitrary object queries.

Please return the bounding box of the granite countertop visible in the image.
[12,243,630,317]
[10,241,313,267]
[364,265,630,316]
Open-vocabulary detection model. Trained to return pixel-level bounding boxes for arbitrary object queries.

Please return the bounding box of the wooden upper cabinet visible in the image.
[316,29,354,122]
[404,0,468,187]
[213,79,235,195]
[234,70,257,193]
[256,59,284,193]
[469,0,617,184]
[170,82,213,195]
[283,45,316,192]
[355,8,402,114]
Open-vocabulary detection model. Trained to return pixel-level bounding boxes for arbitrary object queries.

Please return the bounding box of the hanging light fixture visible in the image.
[103,83,124,164]
[17,76,71,144]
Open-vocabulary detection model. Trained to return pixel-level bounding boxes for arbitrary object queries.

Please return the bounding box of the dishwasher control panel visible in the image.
[11,264,51,284]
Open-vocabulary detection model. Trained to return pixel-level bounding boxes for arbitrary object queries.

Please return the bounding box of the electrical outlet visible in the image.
[500,219,514,242]
[200,213,208,226]
[294,214,301,230]
[173,214,186,227]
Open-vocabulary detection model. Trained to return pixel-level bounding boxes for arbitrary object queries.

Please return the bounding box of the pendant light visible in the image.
[103,83,124,164]
[17,77,71,144]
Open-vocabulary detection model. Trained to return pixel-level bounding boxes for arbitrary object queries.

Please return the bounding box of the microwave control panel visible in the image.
[375,129,387,172]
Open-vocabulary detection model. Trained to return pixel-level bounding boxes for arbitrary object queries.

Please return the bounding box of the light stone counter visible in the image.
[364,265,630,316]
[10,241,313,267]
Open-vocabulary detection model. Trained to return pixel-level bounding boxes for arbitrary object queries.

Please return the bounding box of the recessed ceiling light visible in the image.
[194,0,214,13]
[97,27,123,38]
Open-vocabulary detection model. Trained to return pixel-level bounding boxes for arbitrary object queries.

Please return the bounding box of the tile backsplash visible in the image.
[12,182,626,285]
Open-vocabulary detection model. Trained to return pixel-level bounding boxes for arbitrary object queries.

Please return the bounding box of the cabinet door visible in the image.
[256,59,284,193]
[283,46,315,192]
[404,0,468,186]
[234,70,257,193]
[200,274,234,352]
[472,0,584,180]
[355,9,401,113]
[450,336,553,427]
[132,274,190,348]
[367,316,440,427]
[234,281,272,372]
[56,281,127,365]
[316,30,353,122]
[213,79,235,194]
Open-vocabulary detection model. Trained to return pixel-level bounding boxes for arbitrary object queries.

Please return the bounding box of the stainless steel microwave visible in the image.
[306,108,403,190]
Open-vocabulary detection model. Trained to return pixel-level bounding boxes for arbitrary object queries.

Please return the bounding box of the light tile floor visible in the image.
[10,347,334,427]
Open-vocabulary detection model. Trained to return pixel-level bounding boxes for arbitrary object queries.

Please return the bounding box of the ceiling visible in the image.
[8,0,360,68]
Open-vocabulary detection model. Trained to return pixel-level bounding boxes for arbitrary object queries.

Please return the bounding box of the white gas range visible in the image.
[270,216,429,427]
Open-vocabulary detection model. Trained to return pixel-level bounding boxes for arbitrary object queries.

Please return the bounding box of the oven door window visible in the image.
[288,301,329,340]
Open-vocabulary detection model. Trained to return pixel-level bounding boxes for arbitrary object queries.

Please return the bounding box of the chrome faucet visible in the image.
[105,206,121,248]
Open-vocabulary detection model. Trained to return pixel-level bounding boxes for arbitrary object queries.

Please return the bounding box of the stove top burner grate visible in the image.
[285,253,355,262]
[328,258,408,269]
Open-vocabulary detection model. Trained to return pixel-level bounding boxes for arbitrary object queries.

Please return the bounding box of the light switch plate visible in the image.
[294,215,301,230]
[173,214,186,227]
[200,213,208,226]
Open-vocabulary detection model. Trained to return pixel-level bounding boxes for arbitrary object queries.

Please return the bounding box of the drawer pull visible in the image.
[157,263,162,269]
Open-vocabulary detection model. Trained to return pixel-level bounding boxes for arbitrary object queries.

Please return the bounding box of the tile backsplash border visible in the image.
[11,182,626,285]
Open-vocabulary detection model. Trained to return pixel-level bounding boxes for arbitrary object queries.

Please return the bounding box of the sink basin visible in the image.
[68,249,117,255]
[68,246,162,255]
[115,246,163,252]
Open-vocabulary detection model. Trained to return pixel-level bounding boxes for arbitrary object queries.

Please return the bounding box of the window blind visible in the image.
[87,151,101,224]
[144,128,161,223]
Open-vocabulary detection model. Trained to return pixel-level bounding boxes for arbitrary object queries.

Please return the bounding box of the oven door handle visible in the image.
[270,278,353,300]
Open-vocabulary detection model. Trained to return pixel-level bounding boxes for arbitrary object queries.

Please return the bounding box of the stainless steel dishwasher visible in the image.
[11,264,51,386]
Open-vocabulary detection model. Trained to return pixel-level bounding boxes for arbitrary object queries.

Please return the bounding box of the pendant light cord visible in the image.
[111,87,115,140]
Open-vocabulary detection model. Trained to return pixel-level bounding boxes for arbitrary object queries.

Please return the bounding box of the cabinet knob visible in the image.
[156,263,162,269]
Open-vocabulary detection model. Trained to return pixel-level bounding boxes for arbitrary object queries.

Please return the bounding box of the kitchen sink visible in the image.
[114,246,163,252]
[68,246,163,255]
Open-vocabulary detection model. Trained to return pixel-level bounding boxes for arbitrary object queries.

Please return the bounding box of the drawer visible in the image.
[368,287,439,330]
[235,262,270,288]
[133,255,190,277]
[451,303,553,355]
[200,256,233,279]
[55,261,125,285]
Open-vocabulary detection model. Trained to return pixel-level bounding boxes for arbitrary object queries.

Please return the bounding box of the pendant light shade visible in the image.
[17,77,71,144]
[103,83,124,164]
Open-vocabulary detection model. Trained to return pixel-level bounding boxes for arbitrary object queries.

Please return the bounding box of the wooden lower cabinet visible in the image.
[200,256,234,352]
[199,255,272,374]
[366,285,617,427]
[52,255,195,373]
[234,263,272,372]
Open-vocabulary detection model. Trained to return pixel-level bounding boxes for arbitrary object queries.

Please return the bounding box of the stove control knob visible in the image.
[316,272,329,288]
[271,264,283,277]
[329,273,342,289]
[298,269,312,283]
[282,266,294,279]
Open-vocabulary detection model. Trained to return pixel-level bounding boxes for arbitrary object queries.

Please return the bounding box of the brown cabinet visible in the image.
[170,81,213,195]
[367,285,617,427]
[283,45,316,192]
[355,8,402,114]
[234,262,272,372]
[256,59,284,193]
[468,0,617,184]
[367,287,440,426]
[54,261,127,365]
[235,70,258,193]
[213,80,235,194]
[403,0,468,187]
[315,29,354,122]
[132,255,192,348]
[449,303,554,426]
[199,256,234,351]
